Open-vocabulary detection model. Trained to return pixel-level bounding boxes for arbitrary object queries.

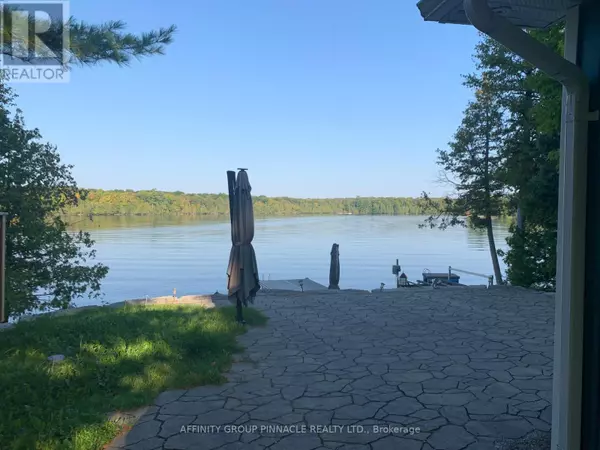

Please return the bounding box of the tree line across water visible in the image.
[65,189,449,217]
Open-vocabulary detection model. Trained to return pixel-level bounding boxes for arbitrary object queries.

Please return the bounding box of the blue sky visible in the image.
[12,0,480,198]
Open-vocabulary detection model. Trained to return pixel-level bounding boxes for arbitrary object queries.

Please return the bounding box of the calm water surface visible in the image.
[71,215,511,306]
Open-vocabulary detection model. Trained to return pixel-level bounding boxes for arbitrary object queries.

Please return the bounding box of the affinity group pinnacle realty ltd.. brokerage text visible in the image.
[181,425,422,435]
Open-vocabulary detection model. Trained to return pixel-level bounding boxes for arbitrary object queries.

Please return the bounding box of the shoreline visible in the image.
[1,285,550,331]
[63,212,514,219]
[0,293,232,330]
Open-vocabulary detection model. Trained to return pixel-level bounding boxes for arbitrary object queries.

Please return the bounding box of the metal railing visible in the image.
[449,266,494,288]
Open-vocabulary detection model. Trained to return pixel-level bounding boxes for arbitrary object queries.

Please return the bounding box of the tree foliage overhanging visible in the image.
[1,4,176,67]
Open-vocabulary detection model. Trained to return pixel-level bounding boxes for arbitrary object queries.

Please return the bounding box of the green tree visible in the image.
[423,80,507,284]
[464,29,563,289]
[1,4,176,66]
[0,85,106,316]
[0,15,175,317]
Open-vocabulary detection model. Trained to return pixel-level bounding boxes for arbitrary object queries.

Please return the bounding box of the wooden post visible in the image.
[0,213,7,323]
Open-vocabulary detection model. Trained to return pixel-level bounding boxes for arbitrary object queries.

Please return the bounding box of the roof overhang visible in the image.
[417,0,583,28]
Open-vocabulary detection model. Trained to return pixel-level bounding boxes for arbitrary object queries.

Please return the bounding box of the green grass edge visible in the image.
[0,304,268,450]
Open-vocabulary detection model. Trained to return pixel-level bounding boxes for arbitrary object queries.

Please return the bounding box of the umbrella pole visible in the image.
[227,170,245,324]
[227,171,236,228]
[236,292,244,323]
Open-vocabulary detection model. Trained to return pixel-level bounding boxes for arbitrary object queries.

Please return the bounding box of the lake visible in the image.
[69,215,511,306]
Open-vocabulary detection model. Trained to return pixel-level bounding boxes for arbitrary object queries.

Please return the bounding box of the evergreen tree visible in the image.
[1,4,176,66]
[465,29,563,289]
[423,79,507,284]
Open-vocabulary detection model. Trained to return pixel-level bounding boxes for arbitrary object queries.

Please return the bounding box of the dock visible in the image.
[259,278,327,292]
[422,272,461,284]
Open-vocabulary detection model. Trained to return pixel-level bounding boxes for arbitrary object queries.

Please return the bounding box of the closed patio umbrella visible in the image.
[329,243,340,290]
[226,169,260,323]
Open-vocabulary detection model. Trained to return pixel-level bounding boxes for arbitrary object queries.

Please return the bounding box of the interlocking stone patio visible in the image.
[108,286,555,450]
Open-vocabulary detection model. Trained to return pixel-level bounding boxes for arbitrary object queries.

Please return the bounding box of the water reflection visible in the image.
[66,215,512,307]
[465,218,512,252]
[66,214,230,231]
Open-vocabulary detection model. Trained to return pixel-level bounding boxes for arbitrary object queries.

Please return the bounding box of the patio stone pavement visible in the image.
[108,286,555,450]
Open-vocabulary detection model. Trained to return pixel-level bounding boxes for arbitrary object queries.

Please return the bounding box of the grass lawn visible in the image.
[0,304,267,450]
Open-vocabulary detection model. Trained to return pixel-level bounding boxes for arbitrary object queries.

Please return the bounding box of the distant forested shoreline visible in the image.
[64,189,448,217]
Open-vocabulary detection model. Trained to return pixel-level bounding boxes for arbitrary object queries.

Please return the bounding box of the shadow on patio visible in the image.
[114,287,554,450]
